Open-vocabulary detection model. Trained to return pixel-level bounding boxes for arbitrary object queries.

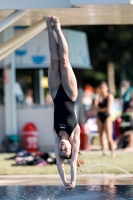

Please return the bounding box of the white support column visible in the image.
[39,69,45,105]
[2,27,17,135]
[0,10,29,33]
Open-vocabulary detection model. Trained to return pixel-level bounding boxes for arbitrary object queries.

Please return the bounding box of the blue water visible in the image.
[0,185,133,200]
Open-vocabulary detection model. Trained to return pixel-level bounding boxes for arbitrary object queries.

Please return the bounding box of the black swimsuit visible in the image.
[53,84,77,137]
[97,97,110,123]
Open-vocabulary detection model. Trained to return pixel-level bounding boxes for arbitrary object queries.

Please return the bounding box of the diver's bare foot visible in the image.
[45,16,53,31]
[51,16,61,32]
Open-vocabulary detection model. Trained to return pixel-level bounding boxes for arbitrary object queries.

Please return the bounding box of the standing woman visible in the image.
[93,81,115,157]
[46,16,80,189]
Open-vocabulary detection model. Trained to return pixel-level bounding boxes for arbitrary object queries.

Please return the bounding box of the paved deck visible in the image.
[0,174,132,186]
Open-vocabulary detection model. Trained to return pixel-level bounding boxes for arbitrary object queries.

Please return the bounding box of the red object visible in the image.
[79,123,91,151]
[22,123,38,152]
[115,117,122,138]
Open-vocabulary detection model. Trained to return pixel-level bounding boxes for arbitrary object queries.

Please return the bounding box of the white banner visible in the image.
[14,28,92,69]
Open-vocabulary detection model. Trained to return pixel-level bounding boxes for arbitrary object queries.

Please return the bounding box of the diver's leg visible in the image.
[51,16,77,101]
[46,16,60,99]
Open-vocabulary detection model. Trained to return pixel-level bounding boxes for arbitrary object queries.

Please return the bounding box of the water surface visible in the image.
[0,185,133,200]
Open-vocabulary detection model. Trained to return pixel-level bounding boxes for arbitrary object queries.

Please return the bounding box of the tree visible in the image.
[65,25,133,93]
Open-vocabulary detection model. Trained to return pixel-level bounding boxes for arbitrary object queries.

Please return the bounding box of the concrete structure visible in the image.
[0,0,133,27]
[0,174,132,186]
[0,0,133,150]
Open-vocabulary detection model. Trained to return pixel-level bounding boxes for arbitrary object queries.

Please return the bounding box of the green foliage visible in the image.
[83,70,106,81]
[82,70,107,87]
[65,25,133,90]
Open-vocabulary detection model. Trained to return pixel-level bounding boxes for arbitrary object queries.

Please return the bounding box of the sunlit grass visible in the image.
[0,151,132,175]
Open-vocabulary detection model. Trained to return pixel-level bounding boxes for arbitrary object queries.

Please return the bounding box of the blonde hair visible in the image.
[62,151,83,172]
[77,152,82,172]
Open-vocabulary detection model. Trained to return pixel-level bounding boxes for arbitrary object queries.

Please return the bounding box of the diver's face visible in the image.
[59,140,71,158]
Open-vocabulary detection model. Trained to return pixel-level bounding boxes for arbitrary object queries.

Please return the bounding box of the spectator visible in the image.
[122,91,133,151]
[93,81,115,157]
[45,91,53,106]
[25,89,33,106]
[82,84,94,119]
[121,79,133,112]
[120,79,133,150]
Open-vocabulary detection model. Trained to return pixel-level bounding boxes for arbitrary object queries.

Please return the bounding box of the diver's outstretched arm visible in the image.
[70,125,80,188]
[54,132,71,186]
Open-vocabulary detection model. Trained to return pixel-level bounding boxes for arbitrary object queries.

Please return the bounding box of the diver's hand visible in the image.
[70,182,75,188]
[70,183,75,189]
[64,181,70,187]
[64,182,75,189]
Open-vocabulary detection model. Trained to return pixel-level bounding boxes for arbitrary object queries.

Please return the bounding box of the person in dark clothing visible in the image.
[93,81,115,157]
[46,16,80,189]
[121,79,133,112]
[120,79,133,150]
[123,91,133,151]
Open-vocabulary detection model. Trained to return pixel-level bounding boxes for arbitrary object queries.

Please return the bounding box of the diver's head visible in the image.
[58,131,72,159]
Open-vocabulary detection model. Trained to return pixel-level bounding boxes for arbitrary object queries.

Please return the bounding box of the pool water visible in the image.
[0,185,133,200]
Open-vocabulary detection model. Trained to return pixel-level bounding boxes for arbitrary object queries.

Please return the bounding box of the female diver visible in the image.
[46,16,80,189]
[93,81,115,157]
